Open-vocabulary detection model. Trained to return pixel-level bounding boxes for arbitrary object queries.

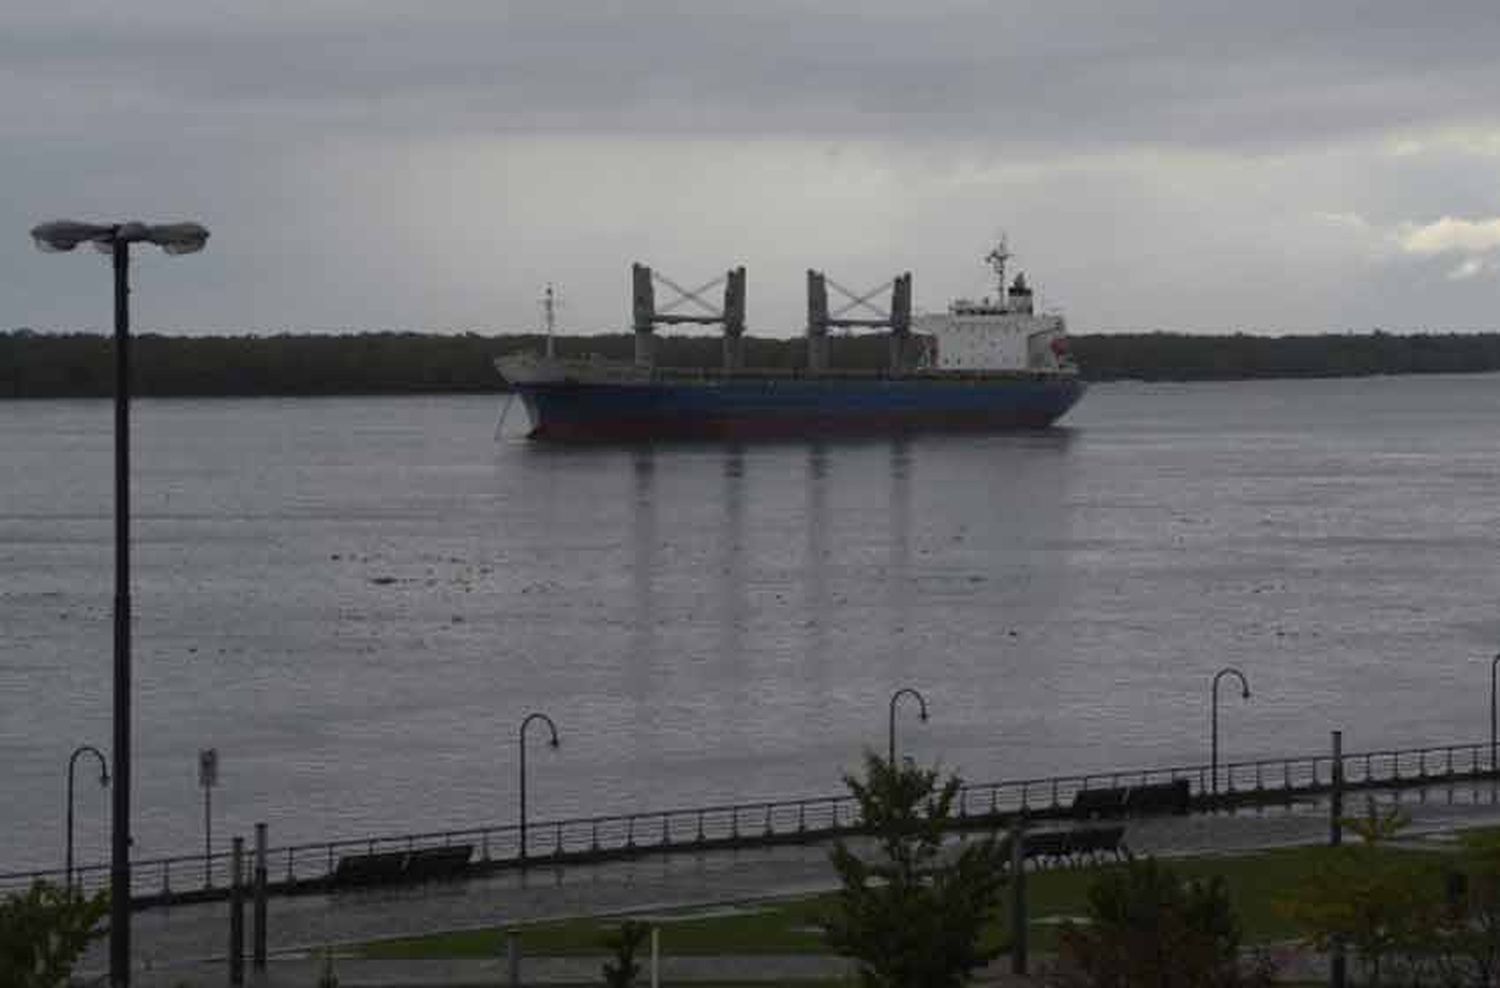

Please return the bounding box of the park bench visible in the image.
[1064,824,1127,863]
[1070,786,1129,819]
[329,844,474,888]
[330,850,408,887]
[402,845,473,881]
[1071,779,1190,819]
[1001,825,1129,868]
[1124,779,1190,816]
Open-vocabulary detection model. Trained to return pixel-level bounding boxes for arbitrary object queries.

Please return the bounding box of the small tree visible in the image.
[1417,831,1500,987]
[1054,854,1268,988]
[820,752,1008,988]
[1281,796,1443,986]
[601,920,649,988]
[1344,795,1412,846]
[0,881,109,988]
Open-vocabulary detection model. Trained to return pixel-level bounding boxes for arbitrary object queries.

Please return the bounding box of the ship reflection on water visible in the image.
[612,432,1078,773]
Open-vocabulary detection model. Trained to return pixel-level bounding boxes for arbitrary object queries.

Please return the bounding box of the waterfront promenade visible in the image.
[81,785,1500,986]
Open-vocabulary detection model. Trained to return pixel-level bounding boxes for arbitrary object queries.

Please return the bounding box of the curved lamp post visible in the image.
[1210,667,1252,797]
[1490,653,1500,772]
[887,687,929,767]
[31,218,209,988]
[66,745,110,891]
[518,712,560,862]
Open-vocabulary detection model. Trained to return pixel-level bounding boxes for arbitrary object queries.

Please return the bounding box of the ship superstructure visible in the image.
[916,239,1074,373]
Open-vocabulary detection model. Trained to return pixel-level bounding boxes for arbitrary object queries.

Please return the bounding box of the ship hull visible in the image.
[511,374,1085,442]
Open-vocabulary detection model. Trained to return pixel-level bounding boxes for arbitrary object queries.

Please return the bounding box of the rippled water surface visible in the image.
[3,375,1498,871]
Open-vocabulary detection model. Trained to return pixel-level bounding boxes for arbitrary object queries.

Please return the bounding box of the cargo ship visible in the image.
[495,243,1084,442]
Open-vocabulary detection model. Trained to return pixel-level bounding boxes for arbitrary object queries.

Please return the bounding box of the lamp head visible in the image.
[1242,687,1251,700]
[145,222,210,255]
[30,219,209,255]
[31,220,114,252]
[100,766,111,787]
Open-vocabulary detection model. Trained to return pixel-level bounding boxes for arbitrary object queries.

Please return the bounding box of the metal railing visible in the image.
[6,739,1495,904]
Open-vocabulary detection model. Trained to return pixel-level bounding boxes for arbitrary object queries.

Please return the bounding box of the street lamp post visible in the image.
[1210,667,1252,798]
[1490,653,1500,773]
[518,712,560,862]
[66,744,110,892]
[887,687,929,767]
[31,219,209,988]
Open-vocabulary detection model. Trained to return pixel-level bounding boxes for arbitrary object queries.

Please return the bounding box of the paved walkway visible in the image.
[78,785,1500,985]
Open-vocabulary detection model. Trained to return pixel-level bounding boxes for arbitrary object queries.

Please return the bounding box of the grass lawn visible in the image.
[359,896,834,959]
[357,839,1457,961]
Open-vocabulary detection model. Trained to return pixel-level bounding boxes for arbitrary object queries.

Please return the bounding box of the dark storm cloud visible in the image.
[5,1,1499,150]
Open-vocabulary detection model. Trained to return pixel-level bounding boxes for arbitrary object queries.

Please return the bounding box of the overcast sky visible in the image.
[5,0,1500,337]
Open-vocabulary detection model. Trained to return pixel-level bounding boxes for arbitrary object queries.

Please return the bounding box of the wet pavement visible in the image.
[79,785,1500,985]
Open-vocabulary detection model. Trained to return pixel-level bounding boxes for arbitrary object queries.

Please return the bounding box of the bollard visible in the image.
[1330,731,1343,848]
[507,930,520,988]
[253,823,268,971]
[1329,731,1346,988]
[1010,815,1027,975]
[229,836,245,986]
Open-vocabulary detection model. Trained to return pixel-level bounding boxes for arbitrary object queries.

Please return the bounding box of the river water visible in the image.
[2,375,1498,872]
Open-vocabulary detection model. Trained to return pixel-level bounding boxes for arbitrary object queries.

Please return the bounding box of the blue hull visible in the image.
[515,373,1085,441]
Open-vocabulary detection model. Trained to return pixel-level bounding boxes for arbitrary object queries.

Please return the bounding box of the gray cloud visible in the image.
[5,1,1500,149]
[5,1,1500,336]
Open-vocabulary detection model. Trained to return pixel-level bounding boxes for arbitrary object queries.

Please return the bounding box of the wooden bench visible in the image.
[1065,824,1127,862]
[330,844,475,888]
[403,845,473,881]
[330,851,408,887]
[1002,825,1129,868]
[1124,780,1190,816]
[1071,786,1129,819]
[1072,780,1191,820]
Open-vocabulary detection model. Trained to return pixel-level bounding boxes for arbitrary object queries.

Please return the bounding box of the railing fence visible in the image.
[7,739,1496,904]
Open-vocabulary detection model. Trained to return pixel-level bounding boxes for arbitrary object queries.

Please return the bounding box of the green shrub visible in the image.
[1054,855,1271,987]
[0,881,109,988]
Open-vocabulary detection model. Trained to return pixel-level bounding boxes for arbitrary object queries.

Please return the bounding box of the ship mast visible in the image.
[984,236,1010,306]
[542,282,557,359]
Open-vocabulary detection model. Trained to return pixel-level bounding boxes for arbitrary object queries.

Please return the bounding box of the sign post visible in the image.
[199,748,218,887]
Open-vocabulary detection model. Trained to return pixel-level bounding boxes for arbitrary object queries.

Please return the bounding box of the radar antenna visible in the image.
[984,236,1010,301]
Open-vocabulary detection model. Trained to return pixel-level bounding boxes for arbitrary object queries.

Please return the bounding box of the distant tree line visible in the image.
[1072,330,1500,381]
[3,328,1499,398]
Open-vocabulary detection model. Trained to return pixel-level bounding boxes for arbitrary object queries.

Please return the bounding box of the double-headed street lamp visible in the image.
[518,712,560,862]
[66,744,110,892]
[887,687,929,767]
[1210,667,1252,797]
[31,219,209,988]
